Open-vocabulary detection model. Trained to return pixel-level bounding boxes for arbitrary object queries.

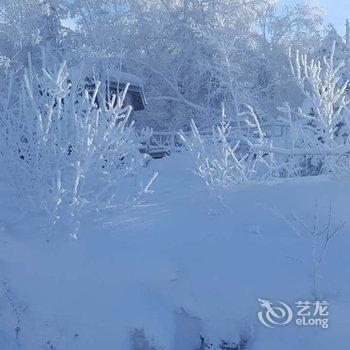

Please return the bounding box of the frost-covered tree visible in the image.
[251,1,324,118]
[317,24,350,86]
[0,0,68,74]
[69,0,325,130]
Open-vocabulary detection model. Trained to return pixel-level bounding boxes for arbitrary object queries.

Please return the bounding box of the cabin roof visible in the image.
[70,67,147,111]
[107,72,143,87]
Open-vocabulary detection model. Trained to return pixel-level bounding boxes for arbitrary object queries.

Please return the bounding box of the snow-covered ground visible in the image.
[1,152,349,349]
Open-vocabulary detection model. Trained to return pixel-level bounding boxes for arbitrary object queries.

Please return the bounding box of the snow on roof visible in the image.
[105,72,143,88]
[68,65,143,88]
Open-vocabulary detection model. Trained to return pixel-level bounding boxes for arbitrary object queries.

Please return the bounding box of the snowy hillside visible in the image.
[1,153,349,350]
[1,1,350,349]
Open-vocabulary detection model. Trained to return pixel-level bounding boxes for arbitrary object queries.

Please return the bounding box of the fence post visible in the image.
[146,135,150,153]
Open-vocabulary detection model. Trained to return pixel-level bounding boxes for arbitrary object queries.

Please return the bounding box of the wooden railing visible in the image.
[138,123,289,157]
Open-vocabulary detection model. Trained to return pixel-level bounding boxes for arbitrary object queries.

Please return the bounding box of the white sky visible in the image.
[317,0,350,33]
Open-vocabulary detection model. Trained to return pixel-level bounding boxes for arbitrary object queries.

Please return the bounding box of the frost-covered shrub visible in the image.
[179,106,276,191]
[256,43,350,177]
[0,60,155,238]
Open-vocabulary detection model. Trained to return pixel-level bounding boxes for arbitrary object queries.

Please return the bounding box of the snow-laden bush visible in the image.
[0,60,155,238]
[255,42,350,177]
[179,41,350,189]
[179,106,276,191]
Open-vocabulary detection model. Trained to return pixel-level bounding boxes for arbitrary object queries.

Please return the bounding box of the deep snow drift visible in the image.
[0,152,349,349]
